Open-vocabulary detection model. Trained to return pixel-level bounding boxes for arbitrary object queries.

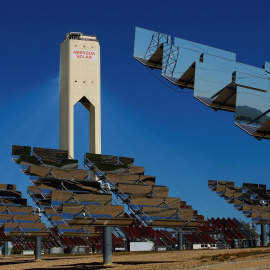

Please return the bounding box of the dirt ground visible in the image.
[1,247,270,270]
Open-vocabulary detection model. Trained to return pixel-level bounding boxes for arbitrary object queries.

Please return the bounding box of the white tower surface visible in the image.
[60,32,101,157]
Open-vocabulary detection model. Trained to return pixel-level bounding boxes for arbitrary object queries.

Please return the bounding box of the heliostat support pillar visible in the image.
[3,241,8,258]
[261,224,267,247]
[60,32,101,157]
[35,236,41,260]
[103,227,112,265]
[178,230,183,250]
[125,238,130,252]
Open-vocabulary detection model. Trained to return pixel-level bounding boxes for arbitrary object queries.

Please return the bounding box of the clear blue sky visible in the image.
[1,0,270,223]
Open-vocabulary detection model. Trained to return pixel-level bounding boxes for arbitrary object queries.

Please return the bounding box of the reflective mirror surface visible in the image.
[134,27,170,69]
[134,27,270,139]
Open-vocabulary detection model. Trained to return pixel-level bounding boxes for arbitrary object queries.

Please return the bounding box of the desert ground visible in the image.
[1,247,270,270]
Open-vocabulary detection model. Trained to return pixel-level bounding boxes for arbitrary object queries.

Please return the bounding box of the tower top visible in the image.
[64,32,98,42]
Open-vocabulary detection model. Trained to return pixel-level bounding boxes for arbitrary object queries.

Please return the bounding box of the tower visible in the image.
[60,32,101,157]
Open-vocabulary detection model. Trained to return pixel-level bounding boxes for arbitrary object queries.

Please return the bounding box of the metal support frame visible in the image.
[27,189,63,247]
[3,241,8,258]
[103,227,112,265]
[84,156,186,224]
[261,223,267,247]
[35,236,41,260]
[144,32,169,60]
[26,156,93,246]
[162,43,179,77]
[84,156,202,247]
[84,156,153,226]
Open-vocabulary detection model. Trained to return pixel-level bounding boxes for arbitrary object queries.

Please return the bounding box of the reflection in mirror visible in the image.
[163,46,199,87]
[134,27,170,69]
[235,86,270,139]
[194,62,236,111]
[234,72,268,92]
[264,62,270,75]
[162,37,236,87]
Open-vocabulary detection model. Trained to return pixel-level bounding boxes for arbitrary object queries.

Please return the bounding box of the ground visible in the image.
[2,247,270,270]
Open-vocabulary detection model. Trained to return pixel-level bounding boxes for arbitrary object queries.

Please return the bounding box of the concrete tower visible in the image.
[60,32,101,157]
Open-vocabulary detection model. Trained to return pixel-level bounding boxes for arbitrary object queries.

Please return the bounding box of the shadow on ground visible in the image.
[27,262,111,270]
[0,260,33,266]
[26,260,178,270]
[0,256,85,266]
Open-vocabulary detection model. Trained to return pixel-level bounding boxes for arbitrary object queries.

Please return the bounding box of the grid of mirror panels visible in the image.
[0,183,50,243]
[12,145,135,242]
[124,216,217,249]
[122,213,186,249]
[209,217,258,248]
[181,216,217,249]
[9,228,126,253]
[12,145,211,249]
[209,180,270,224]
[134,27,270,140]
[84,152,204,230]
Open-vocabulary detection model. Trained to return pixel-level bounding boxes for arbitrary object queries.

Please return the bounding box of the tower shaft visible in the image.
[60,32,101,157]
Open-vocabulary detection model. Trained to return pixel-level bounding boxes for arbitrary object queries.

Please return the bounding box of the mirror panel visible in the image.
[235,86,270,136]
[134,27,170,68]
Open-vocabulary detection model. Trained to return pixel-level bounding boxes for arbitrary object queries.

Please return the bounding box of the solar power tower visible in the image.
[60,32,101,158]
[134,27,270,140]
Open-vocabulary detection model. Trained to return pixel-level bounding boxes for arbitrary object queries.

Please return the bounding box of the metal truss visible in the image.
[162,43,179,77]
[144,32,169,60]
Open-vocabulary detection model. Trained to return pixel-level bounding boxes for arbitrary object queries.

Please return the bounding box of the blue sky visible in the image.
[1,0,270,223]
